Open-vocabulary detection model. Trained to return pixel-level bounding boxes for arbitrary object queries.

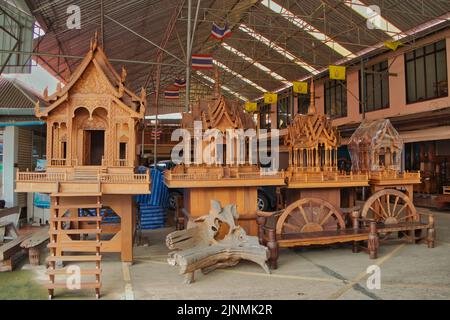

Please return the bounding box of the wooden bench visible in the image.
[359,189,435,248]
[256,198,378,269]
[20,227,50,266]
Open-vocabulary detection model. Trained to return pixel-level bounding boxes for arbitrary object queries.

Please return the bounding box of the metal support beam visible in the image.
[185,0,192,113]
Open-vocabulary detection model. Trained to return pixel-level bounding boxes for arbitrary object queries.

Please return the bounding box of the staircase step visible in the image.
[45,282,101,289]
[48,241,101,250]
[54,204,102,209]
[46,268,101,275]
[51,216,102,222]
[51,193,102,197]
[49,228,101,235]
[46,255,101,262]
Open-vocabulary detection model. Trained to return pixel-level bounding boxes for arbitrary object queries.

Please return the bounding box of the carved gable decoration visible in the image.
[285,113,339,149]
[34,39,146,120]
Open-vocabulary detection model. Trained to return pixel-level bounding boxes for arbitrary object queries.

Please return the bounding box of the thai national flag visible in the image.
[164,90,179,99]
[174,78,186,88]
[211,22,232,40]
[191,54,213,70]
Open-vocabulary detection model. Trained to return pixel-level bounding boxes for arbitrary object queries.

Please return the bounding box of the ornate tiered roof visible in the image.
[35,34,146,119]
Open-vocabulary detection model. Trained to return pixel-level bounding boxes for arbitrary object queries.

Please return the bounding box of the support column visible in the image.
[3,126,18,207]
[121,195,134,262]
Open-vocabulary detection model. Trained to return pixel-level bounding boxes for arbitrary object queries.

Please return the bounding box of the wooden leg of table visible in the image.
[368,222,379,259]
[267,229,278,269]
[121,196,133,262]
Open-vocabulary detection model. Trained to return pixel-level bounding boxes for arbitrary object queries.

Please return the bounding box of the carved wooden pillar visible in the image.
[46,122,53,163]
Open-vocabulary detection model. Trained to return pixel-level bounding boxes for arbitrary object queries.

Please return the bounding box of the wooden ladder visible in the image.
[46,192,103,299]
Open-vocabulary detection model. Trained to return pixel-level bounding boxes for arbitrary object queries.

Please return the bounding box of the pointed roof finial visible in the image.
[214,66,220,98]
[43,86,48,100]
[56,82,62,93]
[121,66,127,83]
[93,30,98,50]
[140,87,146,101]
[307,77,316,115]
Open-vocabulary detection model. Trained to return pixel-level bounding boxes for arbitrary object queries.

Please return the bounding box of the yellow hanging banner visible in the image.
[264,92,278,104]
[292,81,308,94]
[329,65,346,80]
[384,40,402,51]
[245,101,258,112]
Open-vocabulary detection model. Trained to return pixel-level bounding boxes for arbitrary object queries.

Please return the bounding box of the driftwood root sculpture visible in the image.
[166,200,270,283]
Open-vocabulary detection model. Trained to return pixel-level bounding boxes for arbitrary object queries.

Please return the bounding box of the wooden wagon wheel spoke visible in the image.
[376,198,389,218]
[283,222,302,232]
[386,194,391,216]
[319,209,333,226]
[298,205,309,224]
[361,189,418,224]
[289,211,305,226]
[394,203,408,218]
[276,198,345,235]
[392,195,400,216]
[397,214,416,221]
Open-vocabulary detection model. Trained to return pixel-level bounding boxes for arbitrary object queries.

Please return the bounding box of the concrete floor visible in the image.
[3,207,450,300]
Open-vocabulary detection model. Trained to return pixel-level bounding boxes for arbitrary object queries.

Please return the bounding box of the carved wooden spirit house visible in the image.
[165,70,285,235]
[348,119,420,199]
[15,37,150,299]
[283,79,368,208]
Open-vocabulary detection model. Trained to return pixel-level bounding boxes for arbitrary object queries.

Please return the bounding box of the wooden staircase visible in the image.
[46,189,103,299]
[72,167,105,181]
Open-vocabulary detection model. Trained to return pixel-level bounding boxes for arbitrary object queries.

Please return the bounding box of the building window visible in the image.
[259,103,271,130]
[277,89,292,129]
[297,89,310,115]
[324,79,347,118]
[359,60,390,113]
[405,39,448,104]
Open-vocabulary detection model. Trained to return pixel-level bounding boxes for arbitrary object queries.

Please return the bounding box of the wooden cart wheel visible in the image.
[361,189,418,224]
[276,198,345,235]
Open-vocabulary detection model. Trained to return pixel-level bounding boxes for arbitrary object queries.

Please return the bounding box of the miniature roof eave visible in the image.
[35,93,69,118]
[46,50,94,103]
[112,96,143,119]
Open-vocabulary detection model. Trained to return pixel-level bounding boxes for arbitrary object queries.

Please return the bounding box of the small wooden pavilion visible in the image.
[165,71,285,235]
[348,119,420,199]
[15,36,150,298]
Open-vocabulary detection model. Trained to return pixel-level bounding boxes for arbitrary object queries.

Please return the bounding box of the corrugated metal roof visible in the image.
[0,76,46,109]
[22,0,450,105]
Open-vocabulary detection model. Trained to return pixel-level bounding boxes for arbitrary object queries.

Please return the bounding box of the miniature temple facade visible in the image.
[284,80,368,189]
[15,38,150,264]
[348,119,420,192]
[165,71,284,235]
[348,119,403,173]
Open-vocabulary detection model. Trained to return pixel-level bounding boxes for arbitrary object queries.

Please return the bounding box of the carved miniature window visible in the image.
[119,142,127,160]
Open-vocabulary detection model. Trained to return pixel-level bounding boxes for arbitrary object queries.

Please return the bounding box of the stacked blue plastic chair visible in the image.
[135,168,169,230]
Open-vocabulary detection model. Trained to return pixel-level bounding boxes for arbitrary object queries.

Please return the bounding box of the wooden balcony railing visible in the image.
[370,171,421,180]
[100,173,148,183]
[290,171,368,183]
[16,170,149,184]
[17,171,66,182]
[113,159,129,167]
[164,170,285,181]
[50,159,67,166]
